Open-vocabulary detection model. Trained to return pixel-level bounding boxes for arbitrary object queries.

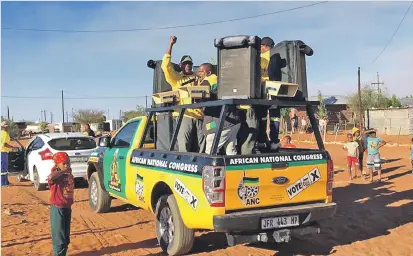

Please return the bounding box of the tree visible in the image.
[39,121,48,133]
[122,105,146,122]
[348,86,402,122]
[73,109,106,124]
[388,94,402,108]
[316,90,328,120]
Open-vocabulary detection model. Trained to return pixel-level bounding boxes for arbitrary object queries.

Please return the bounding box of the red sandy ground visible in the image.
[1,137,413,256]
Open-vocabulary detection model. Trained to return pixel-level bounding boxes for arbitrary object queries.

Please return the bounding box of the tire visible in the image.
[33,167,47,191]
[155,194,194,255]
[88,172,111,213]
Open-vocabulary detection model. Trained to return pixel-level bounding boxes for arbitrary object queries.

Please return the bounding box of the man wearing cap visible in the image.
[161,36,204,153]
[1,121,17,187]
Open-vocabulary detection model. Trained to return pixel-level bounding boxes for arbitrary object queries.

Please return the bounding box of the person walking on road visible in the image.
[1,121,17,187]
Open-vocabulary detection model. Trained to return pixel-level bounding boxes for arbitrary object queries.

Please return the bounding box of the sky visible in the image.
[1,1,413,122]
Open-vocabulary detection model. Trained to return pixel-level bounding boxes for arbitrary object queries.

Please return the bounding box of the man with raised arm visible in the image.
[161,36,204,153]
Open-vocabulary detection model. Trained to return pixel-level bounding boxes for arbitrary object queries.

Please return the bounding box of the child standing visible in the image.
[352,127,366,177]
[48,152,74,256]
[366,130,386,183]
[343,133,360,180]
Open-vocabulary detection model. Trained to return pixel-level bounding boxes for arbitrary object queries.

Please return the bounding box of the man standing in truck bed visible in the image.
[161,36,205,153]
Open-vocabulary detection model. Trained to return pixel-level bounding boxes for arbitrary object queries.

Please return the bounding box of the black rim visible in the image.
[158,202,174,248]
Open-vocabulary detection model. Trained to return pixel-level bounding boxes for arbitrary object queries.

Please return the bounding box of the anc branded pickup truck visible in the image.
[86,99,337,256]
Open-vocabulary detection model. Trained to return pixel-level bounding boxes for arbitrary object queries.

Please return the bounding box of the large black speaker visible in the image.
[214,35,261,99]
[268,40,313,100]
[147,59,181,96]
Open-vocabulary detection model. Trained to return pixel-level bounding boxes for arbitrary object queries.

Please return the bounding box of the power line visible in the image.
[1,95,148,99]
[370,1,413,64]
[1,1,329,33]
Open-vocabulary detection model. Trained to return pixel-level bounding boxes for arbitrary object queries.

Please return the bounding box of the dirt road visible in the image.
[2,143,413,256]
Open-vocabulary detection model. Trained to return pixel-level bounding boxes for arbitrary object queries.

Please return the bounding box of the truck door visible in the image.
[103,120,140,198]
[7,140,26,179]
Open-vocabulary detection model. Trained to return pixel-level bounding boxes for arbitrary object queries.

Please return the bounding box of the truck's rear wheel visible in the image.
[155,195,194,255]
[88,172,111,213]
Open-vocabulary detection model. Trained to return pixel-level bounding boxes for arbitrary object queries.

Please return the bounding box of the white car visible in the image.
[9,133,97,191]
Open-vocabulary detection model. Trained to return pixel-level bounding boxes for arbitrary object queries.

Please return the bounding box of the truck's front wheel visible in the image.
[155,195,194,255]
[88,172,111,213]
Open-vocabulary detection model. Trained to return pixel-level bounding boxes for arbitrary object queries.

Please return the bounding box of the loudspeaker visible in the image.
[147,59,181,100]
[214,35,261,99]
[264,81,299,98]
[268,40,313,100]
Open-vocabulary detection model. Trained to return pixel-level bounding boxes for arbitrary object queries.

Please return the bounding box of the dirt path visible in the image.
[2,143,413,256]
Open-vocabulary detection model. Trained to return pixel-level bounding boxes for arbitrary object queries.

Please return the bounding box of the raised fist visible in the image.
[170,36,177,45]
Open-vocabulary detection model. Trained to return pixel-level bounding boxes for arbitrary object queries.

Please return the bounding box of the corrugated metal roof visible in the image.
[309,95,348,105]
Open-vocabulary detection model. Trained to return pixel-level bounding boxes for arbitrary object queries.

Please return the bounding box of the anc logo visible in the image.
[237,171,260,206]
[108,149,121,192]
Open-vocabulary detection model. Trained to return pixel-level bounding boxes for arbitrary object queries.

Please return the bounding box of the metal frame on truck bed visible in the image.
[139,98,325,155]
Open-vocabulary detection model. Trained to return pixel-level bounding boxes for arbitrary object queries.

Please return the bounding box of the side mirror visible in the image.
[98,136,111,147]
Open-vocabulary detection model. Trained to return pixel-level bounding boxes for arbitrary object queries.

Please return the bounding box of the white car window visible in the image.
[48,137,96,151]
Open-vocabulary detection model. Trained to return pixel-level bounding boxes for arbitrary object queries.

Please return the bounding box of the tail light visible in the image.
[327,159,334,196]
[39,148,53,161]
[202,166,225,207]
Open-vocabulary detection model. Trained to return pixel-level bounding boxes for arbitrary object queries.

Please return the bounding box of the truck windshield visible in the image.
[48,137,97,151]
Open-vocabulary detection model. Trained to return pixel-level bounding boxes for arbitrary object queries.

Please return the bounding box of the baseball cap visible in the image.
[261,37,275,47]
[180,55,193,64]
[1,121,9,127]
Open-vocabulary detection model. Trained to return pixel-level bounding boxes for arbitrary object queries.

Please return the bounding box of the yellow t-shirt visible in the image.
[161,53,203,120]
[261,50,270,82]
[1,130,11,153]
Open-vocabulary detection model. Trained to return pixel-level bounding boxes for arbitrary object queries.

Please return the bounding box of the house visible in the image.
[289,95,353,131]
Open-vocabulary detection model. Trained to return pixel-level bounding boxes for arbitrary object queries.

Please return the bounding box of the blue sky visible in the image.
[2,1,413,122]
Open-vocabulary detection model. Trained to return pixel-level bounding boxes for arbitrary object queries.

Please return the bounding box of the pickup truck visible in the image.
[86,99,337,255]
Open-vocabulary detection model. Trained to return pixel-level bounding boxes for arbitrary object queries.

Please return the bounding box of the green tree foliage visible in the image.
[316,90,328,120]
[39,121,49,133]
[73,109,106,124]
[122,105,146,122]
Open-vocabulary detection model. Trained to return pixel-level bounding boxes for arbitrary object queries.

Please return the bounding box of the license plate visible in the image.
[261,215,299,230]
[70,157,88,163]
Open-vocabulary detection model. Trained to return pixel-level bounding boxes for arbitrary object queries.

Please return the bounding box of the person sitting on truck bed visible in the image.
[161,36,204,153]
[200,63,241,155]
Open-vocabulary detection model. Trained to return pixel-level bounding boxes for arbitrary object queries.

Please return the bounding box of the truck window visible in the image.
[111,121,139,148]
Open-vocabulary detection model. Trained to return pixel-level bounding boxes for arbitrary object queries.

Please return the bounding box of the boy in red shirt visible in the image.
[282,136,297,148]
[48,152,74,256]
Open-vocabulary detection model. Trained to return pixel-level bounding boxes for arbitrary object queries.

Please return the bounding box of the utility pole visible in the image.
[41,110,43,122]
[371,72,384,94]
[71,108,74,122]
[145,95,148,108]
[119,110,122,119]
[107,109,110,120]
[50,112,53,123]
[61,90,65,123]
[44,110,47,123]
[7,106,10,120]
[358,67,363,130]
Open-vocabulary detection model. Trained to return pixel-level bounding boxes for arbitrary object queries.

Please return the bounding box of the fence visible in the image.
[365,107,413,136]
